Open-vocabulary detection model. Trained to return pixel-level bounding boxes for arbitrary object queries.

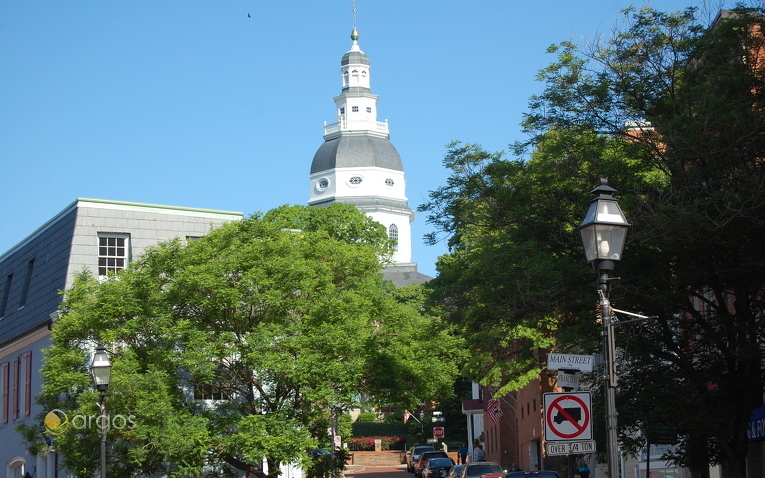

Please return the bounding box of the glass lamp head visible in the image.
[90,346,112,392]
[579,179,629,266]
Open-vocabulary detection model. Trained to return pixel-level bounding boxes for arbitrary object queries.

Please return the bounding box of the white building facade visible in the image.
[0,199,242,478]
[309,27,429,286]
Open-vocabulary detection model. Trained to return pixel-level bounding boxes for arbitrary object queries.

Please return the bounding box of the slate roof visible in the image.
[311,134,404,174]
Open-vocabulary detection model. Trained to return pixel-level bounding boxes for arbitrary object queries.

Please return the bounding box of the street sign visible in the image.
[433,427,445,439]
[545,440,596,456]
[334,435,342,448]
[547,354,594,372]
[544,392,592,441]
[427,438,438,444]
[557,371,580,389]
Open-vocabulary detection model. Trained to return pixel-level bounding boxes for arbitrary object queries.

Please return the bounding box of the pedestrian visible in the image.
[578,457,590,478]
[458,443,468,464]
[472,444,485,462]
[441,442,448,453]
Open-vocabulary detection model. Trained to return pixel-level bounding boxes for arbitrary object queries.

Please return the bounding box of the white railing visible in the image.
[324,119,389,135]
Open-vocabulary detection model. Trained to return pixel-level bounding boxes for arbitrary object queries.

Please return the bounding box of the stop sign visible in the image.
[433,427,445,439]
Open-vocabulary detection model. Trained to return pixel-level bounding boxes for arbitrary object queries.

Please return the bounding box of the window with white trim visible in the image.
[8,457,25,478]
[388,224,399,252]
[98,234,130,276]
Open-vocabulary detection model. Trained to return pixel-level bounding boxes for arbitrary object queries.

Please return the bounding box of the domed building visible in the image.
[309,25,430,286]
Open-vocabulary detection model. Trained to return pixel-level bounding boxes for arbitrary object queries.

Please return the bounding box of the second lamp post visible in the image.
[91,346,112,478]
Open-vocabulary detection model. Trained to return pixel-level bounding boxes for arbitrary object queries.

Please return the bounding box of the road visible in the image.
[345,463,410,478]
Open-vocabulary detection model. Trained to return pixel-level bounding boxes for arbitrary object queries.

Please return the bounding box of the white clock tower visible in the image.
[309,25,428,286]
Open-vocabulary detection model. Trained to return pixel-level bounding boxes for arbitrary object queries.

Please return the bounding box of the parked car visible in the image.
[310,449,331,461]
[407,445,435,472]
[459,462,504,478]
[505,472,561,478]
[422,457,456,478]
[446,464,464,478]
[415,451,450,478]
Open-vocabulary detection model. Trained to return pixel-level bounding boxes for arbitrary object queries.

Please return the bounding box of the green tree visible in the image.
[34,204,461,478]
[422,5,765,478]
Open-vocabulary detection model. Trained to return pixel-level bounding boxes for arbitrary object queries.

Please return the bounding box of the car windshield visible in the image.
[422,452,448,458]
[415,447,435,456]
[428,459,454,467]
[465,465,503,477]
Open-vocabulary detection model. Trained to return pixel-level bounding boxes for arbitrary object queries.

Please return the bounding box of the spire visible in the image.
[351,0,360,49]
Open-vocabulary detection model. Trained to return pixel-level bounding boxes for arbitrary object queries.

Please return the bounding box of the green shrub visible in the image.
[356,413,377,422]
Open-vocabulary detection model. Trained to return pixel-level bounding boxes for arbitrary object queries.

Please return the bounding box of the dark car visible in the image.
[446,465,464,478]
[415,451,450,478]
[407,446,436,472]
[310,449,331,460]
[423,458,456,478]
[504,472,561,478]
[459,462,504,478]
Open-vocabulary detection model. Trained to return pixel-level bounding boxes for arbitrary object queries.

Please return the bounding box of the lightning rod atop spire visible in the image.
[351,0,359,44]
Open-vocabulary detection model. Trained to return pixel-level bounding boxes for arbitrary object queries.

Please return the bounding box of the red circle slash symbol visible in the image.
[546,394,590,439]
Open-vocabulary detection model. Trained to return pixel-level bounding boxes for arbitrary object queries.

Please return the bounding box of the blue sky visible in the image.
[1,0,727,278]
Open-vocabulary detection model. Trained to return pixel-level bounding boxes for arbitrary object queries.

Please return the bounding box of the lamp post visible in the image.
[578,178,629,478]
[90,346,112,478]
[419,411,425,443]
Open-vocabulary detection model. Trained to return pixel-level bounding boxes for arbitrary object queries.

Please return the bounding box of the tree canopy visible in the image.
[421,5,765,477]
[33,203,462,478]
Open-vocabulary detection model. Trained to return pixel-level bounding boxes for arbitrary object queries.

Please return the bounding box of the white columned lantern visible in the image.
[90,346,112,392]
[578,178,630,270]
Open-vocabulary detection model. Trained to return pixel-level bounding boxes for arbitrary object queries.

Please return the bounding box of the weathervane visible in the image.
[351,0,359,43]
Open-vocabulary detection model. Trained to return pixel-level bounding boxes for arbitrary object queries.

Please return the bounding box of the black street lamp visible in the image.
[90,346,112,478]
[419,411,425,443]
[579,178,629,478]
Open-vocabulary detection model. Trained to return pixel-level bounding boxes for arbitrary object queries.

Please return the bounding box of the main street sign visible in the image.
[545,440,596,456]
[544,392,593,441]
[547,354,594,372]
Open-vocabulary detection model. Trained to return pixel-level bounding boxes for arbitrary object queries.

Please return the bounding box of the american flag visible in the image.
[404,411,412,423]
[487,398,503,421]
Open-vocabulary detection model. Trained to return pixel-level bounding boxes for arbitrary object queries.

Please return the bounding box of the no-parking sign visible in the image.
[544,392,592,441]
